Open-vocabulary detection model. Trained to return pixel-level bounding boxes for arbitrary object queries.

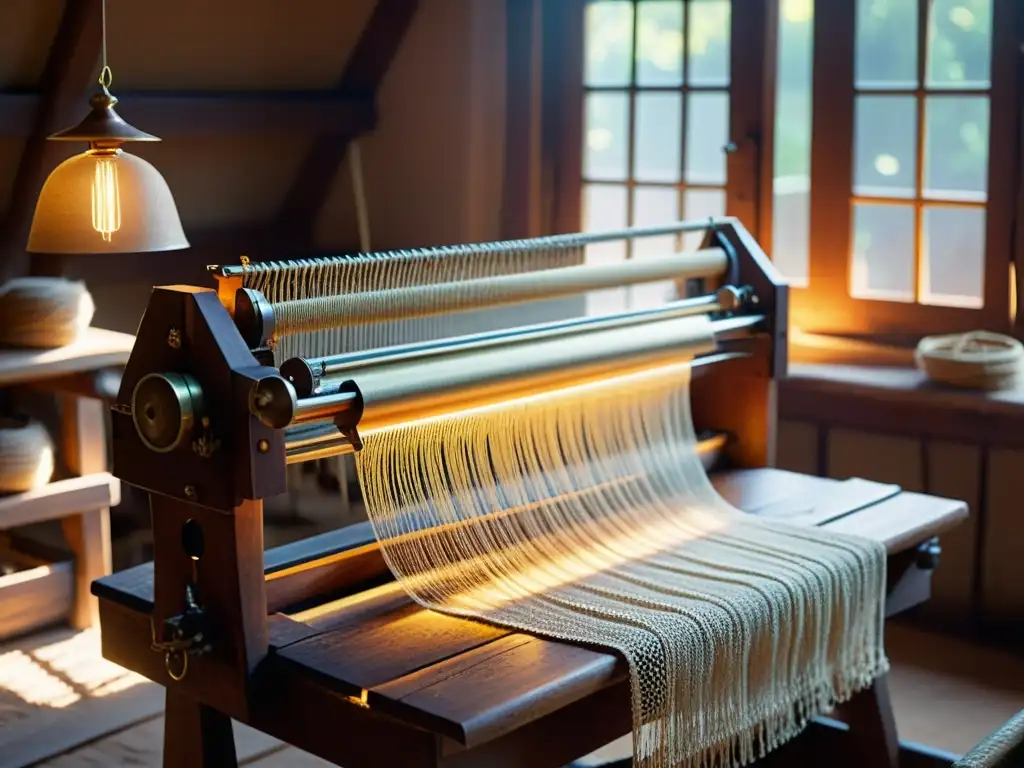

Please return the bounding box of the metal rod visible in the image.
[283,289,746,396]
[292,388,359,426]
[255,316,761,431]
[210,218,734,278]
[286,422,732,466]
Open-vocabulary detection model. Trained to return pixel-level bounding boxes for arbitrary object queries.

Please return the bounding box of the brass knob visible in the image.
[131,373,204,453]
[249,375,297,429]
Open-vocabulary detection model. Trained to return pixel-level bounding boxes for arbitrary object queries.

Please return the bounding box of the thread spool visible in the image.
[0,416,54,494]
[0,277,96,349]
[915,331,1024,391]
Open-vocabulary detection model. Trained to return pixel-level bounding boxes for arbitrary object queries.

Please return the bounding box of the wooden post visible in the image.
[60,393,112,628]
[840,676,900,768]
[151,495,268,720]
[163,689,238,768]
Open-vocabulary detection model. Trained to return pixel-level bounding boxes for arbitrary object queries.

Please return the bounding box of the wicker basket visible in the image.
[0,277,96,349]
[0,416,54,494]
[915,331,1024,391]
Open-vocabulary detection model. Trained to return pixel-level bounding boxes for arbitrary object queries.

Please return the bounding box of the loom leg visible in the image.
[163,689,238,768]
[843,675,900,768]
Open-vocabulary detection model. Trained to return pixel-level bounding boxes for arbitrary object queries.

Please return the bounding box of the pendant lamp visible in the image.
[26,0,188,254]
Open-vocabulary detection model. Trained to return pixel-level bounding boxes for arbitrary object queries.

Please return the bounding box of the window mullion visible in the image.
[804,0,856,329]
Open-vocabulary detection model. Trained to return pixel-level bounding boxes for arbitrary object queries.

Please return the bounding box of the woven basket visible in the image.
[0,416,54,494]
[915,331,1024,391]
[0,277,96,349]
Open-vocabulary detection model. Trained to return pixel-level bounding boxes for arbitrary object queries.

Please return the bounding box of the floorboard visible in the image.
[38,714,290,767]
[0,628,161,768]
[245,747,334,767]
[7,619,1022,767]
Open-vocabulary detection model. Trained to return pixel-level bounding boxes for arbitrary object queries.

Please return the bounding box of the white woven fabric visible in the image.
[356,361,889,768]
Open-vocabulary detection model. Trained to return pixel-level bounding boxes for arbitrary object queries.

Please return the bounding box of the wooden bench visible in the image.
[92,468,968,768]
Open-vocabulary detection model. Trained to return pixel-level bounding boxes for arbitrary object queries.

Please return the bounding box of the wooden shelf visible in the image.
[0,327,135,388]
[0,473,121,530]
[0,557,73,641]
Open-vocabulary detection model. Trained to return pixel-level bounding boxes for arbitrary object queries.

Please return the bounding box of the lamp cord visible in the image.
[98,0,112,88]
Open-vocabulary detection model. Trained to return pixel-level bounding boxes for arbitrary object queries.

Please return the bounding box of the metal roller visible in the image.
[251,313,761,445]
[239,248,729,345]
[280,287,751,397]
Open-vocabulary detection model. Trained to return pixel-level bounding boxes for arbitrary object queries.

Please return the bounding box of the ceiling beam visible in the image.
[0,91,376,139]
[274,0,420,243]
[0,0,102,282]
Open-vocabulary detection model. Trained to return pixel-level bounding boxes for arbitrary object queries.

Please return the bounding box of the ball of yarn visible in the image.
[0,417,54,494]
[0,277,96,349]
[915,331,1024,391]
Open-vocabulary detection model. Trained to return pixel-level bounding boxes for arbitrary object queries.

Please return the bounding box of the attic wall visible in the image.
[0,0,507,332]
[776,420,1019,639]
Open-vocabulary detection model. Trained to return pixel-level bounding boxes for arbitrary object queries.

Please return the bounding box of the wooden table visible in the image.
[0,327,133,639]
[93,468,968,768]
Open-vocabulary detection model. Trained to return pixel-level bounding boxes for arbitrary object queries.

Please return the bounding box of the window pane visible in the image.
[635,93,682,183]
[637,1,684,86]
[687,0,731,87]
[921,205,986,308]
[684,92,729,185]
[585,1,634,87]
[583,184,629,315]
[584,93,630,181]
[855,0,918,89]
[772,0,814,284]
[927,0,993,89]
[851,203,915,301]
[682,188,726,251]
[631,186,680,308]
[924,96,990,202]
[854,95,917,198]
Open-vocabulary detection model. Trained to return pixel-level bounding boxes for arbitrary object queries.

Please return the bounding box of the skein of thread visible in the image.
[915,331,1024,391]
[0,277,96,349]
[0,417,54,494]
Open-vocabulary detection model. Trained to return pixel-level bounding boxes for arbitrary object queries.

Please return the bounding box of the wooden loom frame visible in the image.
[91,219,967,767]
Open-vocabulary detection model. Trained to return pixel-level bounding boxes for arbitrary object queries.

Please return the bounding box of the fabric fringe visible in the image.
[355,360,889,768]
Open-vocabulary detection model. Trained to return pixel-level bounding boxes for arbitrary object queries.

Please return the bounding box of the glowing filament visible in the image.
[91,153,121,242]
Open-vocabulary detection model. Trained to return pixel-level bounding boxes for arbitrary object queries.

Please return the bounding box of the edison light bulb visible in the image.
[90,150,121,242]
[27,142,189,254]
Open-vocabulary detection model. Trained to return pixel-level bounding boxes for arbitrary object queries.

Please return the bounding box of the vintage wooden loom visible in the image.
[93,219,967,767]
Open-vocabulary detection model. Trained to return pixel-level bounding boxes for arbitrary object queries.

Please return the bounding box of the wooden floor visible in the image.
[2,620,1022,767]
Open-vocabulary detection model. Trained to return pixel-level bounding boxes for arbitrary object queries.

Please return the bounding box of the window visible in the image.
[577,0,1019,337]
[803,0,1014,337]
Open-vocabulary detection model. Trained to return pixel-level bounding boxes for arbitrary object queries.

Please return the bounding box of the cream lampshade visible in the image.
[26,87,188,255]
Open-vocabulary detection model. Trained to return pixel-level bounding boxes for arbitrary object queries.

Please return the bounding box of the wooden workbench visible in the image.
[93,468,967,768]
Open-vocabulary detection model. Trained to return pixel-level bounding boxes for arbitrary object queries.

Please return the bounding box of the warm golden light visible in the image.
[27,147,188,255]
[90,151,121,242]
[0,629,145,710]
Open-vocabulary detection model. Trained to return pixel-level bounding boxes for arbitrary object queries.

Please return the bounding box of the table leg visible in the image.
[842,675,901,768]
[163,689,238,768]
[60,394,112,629]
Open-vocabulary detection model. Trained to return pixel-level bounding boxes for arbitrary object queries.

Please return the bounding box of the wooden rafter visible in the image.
[0,0,102,282]
[274,0,420,243]
[0,91,375,139]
